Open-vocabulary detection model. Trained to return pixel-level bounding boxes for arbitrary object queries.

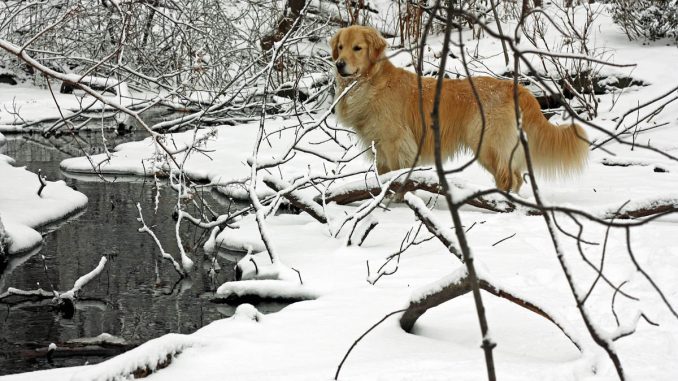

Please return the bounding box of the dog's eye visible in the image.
[338,45,343,50]
[353,46,362,52]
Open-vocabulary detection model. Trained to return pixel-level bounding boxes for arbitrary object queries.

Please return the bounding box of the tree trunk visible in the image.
[260,0,306,51]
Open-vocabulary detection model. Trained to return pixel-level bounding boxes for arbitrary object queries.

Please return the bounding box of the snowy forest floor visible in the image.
[1,3,678,381]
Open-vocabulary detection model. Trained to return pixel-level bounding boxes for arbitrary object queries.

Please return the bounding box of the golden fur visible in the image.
[330,25,589,192]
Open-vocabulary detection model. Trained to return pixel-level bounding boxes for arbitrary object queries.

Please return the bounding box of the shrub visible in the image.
[609,0,678,42]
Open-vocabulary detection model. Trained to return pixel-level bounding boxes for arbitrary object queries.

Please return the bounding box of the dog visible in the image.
[330,25,588,192]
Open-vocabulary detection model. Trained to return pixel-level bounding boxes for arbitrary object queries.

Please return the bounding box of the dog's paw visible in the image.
[516,186,531,199]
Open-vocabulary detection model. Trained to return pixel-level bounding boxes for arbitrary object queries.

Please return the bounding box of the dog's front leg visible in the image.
[376,162,391,176]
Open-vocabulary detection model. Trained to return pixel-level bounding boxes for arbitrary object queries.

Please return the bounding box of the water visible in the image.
[0,129,287,375]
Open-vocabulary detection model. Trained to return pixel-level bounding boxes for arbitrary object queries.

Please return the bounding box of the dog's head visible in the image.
[330,26,387,78]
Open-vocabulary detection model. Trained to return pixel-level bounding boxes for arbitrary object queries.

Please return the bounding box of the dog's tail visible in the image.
[519,87,589,177]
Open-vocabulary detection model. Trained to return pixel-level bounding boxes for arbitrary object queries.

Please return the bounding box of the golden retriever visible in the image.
[330,25,588,192]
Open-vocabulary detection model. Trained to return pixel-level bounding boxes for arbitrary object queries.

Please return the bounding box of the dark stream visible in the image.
[0,128,286,375]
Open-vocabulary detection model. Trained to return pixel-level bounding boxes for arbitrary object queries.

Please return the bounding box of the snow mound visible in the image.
[69,333,201,381]
[215,280,319,302]
[0,158,87,254]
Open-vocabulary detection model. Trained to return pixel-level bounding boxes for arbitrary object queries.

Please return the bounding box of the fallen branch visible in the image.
[0,287,54,303]
[348,216,378,246]
[366,222,434,285]
[21,335,137,361]
[399,267,582,351]
[605,201,678,220]
[325,174,515,214]
[263,175,327,223]
[401,192,581,350]
[335,169,413,240]
[0,257,108,309]
[492,233,516,247]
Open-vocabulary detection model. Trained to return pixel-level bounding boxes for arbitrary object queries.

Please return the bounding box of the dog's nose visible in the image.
[335,60,346,71]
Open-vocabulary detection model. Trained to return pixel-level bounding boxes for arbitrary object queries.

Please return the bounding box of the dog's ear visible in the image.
[365,28,387,62]
[330,29,342,60]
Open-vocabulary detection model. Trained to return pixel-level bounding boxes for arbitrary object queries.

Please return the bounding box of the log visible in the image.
[325,176,516,214]
[606,202,678,220]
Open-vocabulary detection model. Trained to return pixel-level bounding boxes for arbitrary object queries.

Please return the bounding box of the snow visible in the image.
[66,333,128,346]
[59,121,364,191]
[0,217,42,254]
[0,81,143,132]
[234,251,300,282]
[2,3,678,381]
[0,151,88,254]
[216,224,267,253]
[215,279,319,301]
[411,266,468,303]
[67,333,200,381]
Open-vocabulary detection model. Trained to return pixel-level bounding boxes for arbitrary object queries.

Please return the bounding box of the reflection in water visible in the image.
[0,131,286,375]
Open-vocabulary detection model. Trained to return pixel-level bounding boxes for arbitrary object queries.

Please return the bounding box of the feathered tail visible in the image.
[519,87,589,176]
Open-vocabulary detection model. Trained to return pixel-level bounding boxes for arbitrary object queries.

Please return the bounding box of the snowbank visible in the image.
[0,81,143,132]
[60,121,366,198]
[0,154,87,254]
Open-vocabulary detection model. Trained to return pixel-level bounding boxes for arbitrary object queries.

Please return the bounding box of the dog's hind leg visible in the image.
[492,164,525,192]
[477,147,525,192]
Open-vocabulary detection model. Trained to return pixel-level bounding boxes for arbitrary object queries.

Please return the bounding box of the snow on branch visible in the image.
[604,198,678,220]
[263,174,328,224]
[347,214,378,247]
[400,265,583,351]
[0,287,54,302]
[0,256,108,305]
[136,203,186,277]
[70,333,201,381]
[404,192,462,262]
[58,256,108,300]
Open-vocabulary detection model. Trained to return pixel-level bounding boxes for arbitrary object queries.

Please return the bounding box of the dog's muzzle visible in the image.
[335,59,354,77]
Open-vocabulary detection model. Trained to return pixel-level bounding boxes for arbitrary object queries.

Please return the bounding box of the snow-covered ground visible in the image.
[2,3,678,381]
[0,78,144,132]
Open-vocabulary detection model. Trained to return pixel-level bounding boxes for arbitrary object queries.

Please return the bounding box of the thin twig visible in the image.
[334,309,407,380]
